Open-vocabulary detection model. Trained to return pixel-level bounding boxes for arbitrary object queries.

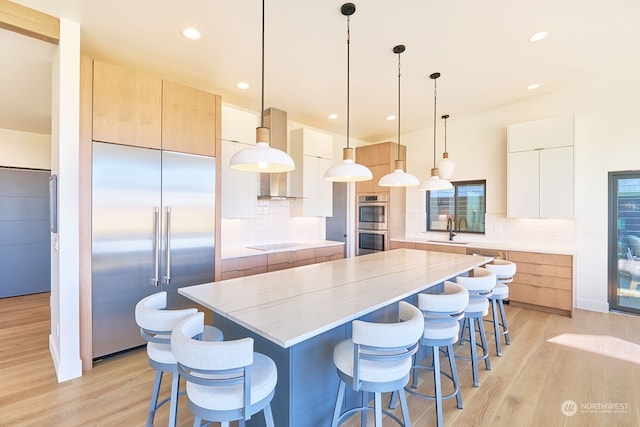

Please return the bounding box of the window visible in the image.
[426,180,486,234]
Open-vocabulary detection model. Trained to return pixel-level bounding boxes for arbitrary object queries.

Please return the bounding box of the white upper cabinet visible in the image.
[221,105,258,218]
[507,115,574,219]
[290,128,334,217]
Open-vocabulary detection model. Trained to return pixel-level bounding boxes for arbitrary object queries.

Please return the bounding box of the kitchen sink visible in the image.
[426,240,469,245]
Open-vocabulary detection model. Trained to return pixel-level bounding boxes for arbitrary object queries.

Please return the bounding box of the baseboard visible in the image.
[49,334,83,383]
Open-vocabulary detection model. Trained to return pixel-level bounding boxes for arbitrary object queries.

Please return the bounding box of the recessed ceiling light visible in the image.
[236,82,250,90]
[529,32,547,42]
[182,27,201,40]
[328,114,338,120]
[386,115,396,121]
[527,83,540,90]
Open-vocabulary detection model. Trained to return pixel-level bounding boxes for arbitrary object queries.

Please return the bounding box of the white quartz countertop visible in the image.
[392,236,576,256]
[180,249,491,348]
[221,240,344,259]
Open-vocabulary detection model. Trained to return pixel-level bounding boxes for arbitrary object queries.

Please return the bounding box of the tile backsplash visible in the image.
[406,211,576,250]
[221,200,326,249]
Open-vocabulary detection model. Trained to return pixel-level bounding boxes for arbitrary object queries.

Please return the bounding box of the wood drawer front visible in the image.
[414,243,466,254]
[513,272,572,291]
[390,241,415,250]
[316,253,344,264]
[509,283,572,311]
[315,245,343,257]
[221,255,267,272]
[294,258,316,268]
[509,251,572,267]
[513,262,572,279]
[220,266,267,280]
[268,262,295,272]
[268,251,294,265]
[294,248,317,263]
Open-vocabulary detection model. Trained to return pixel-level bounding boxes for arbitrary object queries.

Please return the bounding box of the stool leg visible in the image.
[491,298,503,357]
[361,392,368,427]
[467,317,479,387]
[433,345,444,427]
[168,372,180,427]
[447,344,463,410]
[148,370,163,427]
[499,299,511,345]
[331,381,346,427]
[374,392,383,427]
[263,403,275,427]
[192,417,201,427]
[476,317,491,371]
[397,389,412,427]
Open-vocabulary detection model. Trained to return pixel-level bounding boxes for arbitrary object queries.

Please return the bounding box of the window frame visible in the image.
[425,179,487,235]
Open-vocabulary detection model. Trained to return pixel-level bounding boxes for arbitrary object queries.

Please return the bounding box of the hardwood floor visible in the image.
[1,293,639,426]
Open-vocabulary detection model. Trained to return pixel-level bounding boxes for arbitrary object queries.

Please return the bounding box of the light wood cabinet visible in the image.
[221,245,344,278]
[389,240,466,254]
[290,128,333,217]
[162,80,219,156]
[508,250,573,316]
[93,60,219,156]
[221,106,258,218]
[92,60,162,148]
[355,142,405,194]
[220,255,267,280]
[507,116,574,219]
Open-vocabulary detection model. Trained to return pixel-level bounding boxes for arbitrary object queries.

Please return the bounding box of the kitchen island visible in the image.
[179,248,491,426]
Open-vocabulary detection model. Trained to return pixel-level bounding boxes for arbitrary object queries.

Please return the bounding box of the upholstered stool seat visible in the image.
[331,301,424,427]
[484,260,516,356]
[171,312,277,427]
[455,267,496,387]
[135,292,223,426]
[403,281,469,427]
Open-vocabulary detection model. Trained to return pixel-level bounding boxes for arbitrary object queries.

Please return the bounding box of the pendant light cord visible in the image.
[260,0,265,128]
[397,50,401,161]
[346,14,351,149]
[443,115,447,152]
[432,77,438,169]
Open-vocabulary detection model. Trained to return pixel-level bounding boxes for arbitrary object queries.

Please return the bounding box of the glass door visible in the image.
[608,171,640,314]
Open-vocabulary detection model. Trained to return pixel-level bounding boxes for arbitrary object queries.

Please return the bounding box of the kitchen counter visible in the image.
[392,236,576,255]
[221,239,344,259]
[180,249,491,426]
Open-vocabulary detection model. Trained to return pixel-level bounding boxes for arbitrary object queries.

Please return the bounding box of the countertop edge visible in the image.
[221,240,345,259]
[391,236,576,256]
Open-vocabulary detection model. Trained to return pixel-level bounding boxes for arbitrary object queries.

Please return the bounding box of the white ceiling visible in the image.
[3,0,640,142]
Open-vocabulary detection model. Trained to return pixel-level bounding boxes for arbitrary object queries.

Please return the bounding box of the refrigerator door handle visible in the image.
[165,206,172,285]
[153,207,160,286]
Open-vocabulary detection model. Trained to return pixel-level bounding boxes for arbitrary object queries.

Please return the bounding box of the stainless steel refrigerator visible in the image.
[92,141,215,358]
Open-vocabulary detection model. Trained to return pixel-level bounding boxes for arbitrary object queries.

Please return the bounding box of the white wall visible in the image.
[399,65,640,313]
[0,128,50,169]
[49,18,82,382]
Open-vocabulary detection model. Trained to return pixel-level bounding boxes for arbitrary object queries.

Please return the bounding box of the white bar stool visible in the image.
[330,301,424,427]
[404,281,469,427]
[135,292,223,426]
[455,267,496,387]
[484,260,516,356]
[171,312,277,427]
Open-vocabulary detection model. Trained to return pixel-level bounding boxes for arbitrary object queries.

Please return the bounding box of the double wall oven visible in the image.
[356,194,388,255]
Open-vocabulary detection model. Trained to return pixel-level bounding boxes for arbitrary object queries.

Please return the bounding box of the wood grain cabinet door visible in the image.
[162,80,219,156]
[92,60,162,149]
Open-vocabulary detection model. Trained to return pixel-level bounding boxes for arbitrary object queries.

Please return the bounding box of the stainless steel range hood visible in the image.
[258,107,299,200]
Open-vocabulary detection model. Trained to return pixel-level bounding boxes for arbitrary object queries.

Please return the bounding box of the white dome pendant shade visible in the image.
[379,44,419,188]
[437,114,455,180]
[229,127,295,172]
[228,0,295,173]
[324,147,373,182]
[324,3,373,183]
[419,72,453,192]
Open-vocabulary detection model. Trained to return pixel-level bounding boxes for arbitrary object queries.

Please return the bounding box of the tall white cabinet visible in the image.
[290,128,333,217]
[507,115,574,219]
[221,105,258,218]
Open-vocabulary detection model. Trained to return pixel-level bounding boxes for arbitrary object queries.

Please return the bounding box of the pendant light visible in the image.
[437,114,455,179]
[379,45,420,188]
[419,72,453,191]
[229,0,295,173]
[324,3,372,182]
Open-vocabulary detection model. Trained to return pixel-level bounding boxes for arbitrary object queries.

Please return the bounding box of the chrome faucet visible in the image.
[447,217,456,241]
